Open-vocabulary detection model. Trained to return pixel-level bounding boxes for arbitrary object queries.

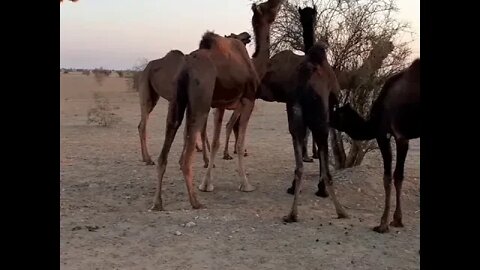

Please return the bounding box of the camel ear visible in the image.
[252,3,262,14]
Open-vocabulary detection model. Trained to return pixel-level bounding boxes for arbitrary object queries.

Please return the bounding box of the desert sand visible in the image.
[60,72,420,269]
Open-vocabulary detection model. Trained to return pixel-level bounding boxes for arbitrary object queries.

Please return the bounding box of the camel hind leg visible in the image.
[390,138,409,228]
[235,98,256,192]
[302,129,314,162]
[312,129,348,219]
[223,109,241,160]
[150,97,187,211]
[138,73,159,165]
[284,102,307,222]
[182,106,210,209]
[201,118,212,168]
[373,135,393,233]
[199,108,224,192]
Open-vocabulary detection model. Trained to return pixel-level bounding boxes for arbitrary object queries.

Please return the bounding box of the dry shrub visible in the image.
[92,68,110,86]
[126,58,149,92]
[87,92,121,127]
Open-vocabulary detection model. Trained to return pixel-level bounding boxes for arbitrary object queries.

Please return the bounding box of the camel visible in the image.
[240,6,347,221]
[330,58,420,233]
[150,0,284,211]
[137,33,252,168]
[222,8,318,163]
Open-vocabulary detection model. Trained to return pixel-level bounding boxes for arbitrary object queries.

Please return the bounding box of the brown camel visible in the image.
[249,6,348,221]
[137,33,252,168]
[223,7,318,163]
[330,58,420,233]
[150,0,284,211]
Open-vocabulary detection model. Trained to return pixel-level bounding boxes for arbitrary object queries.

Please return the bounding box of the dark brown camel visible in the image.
[137,33,252,168]
[248,6,348,221]
[223,8,318,163]
[330,58,420,232]
[150,0,284,211]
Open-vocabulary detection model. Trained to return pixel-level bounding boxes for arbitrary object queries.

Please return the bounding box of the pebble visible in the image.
[174,231,182,236]
[186,221,196,227]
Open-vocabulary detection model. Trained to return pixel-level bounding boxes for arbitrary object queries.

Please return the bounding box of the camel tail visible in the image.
[176,68,190,113]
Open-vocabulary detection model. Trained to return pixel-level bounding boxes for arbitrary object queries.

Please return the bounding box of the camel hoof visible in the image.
[198,183,214,192]
[283,214,297,223]
[203,163,216,168]
[373,224,390,233]
[148,204,163,212]
[223,154,233,160]
[239,183,256,192]
[303,156,314,163]
[286,186,295,195]
[145,160,155,165]
[337,212,349,219]
[192,202,205,209]
[244,151,248,157]
[390,220,404,227]
[315,189,329,198]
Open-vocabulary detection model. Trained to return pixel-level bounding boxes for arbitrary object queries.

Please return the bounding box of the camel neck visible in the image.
[252,26,270,79]
[337,112,379,141]
[302,27,314,52]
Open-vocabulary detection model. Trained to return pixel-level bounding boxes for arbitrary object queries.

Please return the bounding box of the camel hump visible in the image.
[199,31,219,49]
[168,50,184,56]
[306,42,328,65]
[409,58,420,74]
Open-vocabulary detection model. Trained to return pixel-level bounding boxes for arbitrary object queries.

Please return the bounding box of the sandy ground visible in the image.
[60,73,420,270]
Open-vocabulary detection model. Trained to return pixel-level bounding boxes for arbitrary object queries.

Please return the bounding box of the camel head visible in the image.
[330,103,361,132]
[252,0,284,26]
[225,32,252,45]
[298,6,317,28]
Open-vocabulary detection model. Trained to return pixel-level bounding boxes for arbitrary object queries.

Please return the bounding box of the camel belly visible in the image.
[210,80,250,109]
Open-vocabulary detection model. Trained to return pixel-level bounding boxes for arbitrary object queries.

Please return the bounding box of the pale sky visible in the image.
[60,0,419,70]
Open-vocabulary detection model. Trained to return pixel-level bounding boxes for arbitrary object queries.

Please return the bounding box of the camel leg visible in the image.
[223,109,241,160]
[181,107,208,209]
[195,133,203,152]
[390,138,409,228]
[284,102,307,222]
[302,129,314,162]
[236,99,255,192]
[373,136,393,233]
[200,119,211,168]
[232,118,248,156]
[138,83,159,165]
[199,108,224,192]
[312,138,318,159]
[314,131,348,219]
[150,100,186,211]
[178,123,188,169]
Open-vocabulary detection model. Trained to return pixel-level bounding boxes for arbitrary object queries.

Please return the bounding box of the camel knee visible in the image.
[138,120,145,133]
[393,170,404,182]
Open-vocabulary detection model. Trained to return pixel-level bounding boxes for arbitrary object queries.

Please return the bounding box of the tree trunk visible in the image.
[330,129,346,169]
